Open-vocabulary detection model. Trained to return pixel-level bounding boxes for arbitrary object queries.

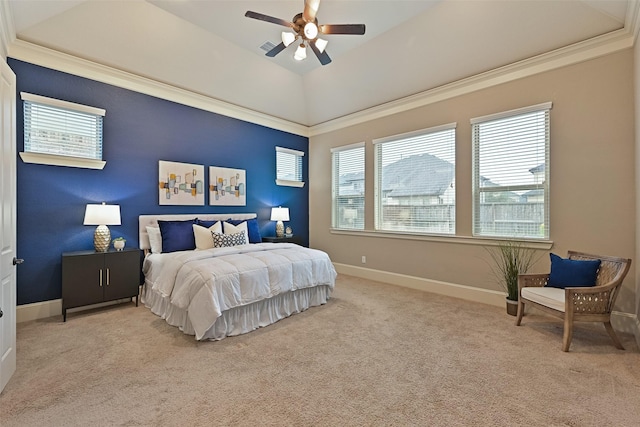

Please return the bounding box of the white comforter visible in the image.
[143,243,337,339]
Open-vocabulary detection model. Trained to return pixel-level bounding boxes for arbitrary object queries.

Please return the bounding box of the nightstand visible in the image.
[61,248,141,321]
[262,235,304,246]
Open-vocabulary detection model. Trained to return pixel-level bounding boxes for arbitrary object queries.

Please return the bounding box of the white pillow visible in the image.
[193,222,222,250]
[146,226,163,254]
[222,221,250,245]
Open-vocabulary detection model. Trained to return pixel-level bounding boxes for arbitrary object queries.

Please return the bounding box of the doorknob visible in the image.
[0,308,3,318]
[13,257,24,265]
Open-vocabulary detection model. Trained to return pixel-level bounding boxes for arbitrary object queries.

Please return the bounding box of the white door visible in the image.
[0,59,17,394]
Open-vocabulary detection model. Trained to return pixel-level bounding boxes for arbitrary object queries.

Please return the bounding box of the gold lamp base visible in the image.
[94,225,111,252]
[275,220,284,238]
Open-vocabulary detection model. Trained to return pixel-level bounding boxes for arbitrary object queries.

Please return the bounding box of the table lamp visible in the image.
[270,206,289,238]
[83,202,121,252]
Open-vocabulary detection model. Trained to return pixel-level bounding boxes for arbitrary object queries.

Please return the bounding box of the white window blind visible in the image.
[374,123,456,234]
[332,142,365,229]
[22,92,105,161]
[276,146,305,187]
[472,102,551,239]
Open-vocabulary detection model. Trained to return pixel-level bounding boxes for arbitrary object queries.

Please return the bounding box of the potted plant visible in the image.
[485,240,540,316]
[112,237,126,251]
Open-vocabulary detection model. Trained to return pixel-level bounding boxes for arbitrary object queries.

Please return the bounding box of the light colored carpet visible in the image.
[1,274,639,426]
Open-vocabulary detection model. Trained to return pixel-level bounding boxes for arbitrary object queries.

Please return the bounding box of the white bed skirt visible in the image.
[141,281,332,341]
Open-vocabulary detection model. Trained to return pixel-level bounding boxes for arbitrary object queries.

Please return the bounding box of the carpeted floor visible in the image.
[1,274,639,426]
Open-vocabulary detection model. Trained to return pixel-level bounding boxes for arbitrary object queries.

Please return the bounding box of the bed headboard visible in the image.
[139,213,257,251]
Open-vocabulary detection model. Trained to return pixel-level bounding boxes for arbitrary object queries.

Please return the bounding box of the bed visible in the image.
[139,213,337,340]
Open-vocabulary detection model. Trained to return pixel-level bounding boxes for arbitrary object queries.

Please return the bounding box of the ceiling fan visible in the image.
[245,0,366,66]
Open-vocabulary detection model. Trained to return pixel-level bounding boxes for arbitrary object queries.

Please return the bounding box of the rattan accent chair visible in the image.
[515,251,631,352]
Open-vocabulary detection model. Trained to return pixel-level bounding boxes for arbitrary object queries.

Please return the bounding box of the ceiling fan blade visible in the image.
[309,40,331,65]
[265,42,287,58]
[319,24,366,35]
[303,0,321,23]
[245,11,295,29]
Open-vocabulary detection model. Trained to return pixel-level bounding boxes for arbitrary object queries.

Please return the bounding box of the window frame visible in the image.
[471,102,552,240]
[19,92,106,169]
[275,146,305,188]
[331,142,365,230]
[373,122,457,236]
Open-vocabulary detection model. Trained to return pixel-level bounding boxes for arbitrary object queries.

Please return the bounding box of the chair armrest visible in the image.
[565,282,620,314]
[518,273,550,291]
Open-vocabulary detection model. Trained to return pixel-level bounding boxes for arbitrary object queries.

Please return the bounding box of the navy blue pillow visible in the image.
[158,219,196,253]
[547,253,601,289]
[225,218,262,243]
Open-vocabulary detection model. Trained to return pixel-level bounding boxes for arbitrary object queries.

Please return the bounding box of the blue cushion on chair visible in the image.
[547,253,601,289]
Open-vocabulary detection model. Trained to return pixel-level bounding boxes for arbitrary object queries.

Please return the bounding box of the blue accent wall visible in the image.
[10,59,309,306]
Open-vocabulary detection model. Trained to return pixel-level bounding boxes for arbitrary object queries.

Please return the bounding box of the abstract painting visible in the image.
[209,166,246,206]
[158,160,205,205]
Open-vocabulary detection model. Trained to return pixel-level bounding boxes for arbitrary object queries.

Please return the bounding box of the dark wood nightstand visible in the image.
[262,235,304,246]
[61,248,141,321]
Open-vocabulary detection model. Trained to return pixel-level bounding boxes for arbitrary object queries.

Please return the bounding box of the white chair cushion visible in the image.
[521,287,565,312]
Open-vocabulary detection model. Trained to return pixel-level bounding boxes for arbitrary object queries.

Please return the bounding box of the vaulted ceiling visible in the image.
[3,1,636,129]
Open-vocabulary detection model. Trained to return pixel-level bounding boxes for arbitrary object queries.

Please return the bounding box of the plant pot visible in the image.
[113,240,125,251]
[506,298,518,316]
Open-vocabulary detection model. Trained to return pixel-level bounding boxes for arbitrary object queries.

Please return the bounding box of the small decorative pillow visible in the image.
[222,221,250,245]
[547,253,601,289]
[146,226,163,254]
[212,231,247,248]
[225,218,262,243]
[193,222,222,250]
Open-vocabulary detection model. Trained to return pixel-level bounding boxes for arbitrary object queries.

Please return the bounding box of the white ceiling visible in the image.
[5,0,633,127]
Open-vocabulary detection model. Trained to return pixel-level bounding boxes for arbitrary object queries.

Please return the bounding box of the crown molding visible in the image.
[7,40,310,137]
[309,23,637,137]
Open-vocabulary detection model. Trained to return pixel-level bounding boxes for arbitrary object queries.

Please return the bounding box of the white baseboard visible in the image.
[17,298,135,323]
[334,263,640,338]
[17,299,62,323]
[334,263,506,307]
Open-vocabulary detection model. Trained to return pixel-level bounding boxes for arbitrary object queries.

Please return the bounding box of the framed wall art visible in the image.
[158,160,205,205]
[209,166,246,206]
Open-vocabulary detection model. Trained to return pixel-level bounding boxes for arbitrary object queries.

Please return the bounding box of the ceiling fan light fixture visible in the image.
[315,38,328,53]
[281,31,296,47]
[294,43,307,61]
[303,22,318,39]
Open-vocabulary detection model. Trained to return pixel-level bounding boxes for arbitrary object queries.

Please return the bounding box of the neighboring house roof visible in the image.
[381,153,454,197]
[338,172,365,196]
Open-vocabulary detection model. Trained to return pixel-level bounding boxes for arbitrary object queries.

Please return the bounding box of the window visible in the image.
[332,142,365,229]
[276,146,305,187]
[374,123,456,234]
[20,92,106,169]
[471,102,551,239]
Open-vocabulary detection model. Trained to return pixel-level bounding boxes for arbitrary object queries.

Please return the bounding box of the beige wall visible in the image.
[310,49,636,315]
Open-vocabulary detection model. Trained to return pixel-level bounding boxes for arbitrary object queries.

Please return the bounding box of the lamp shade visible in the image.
[83,203,121,225]
[294,44,307,61]
[270,207,290,222]
[282,31,296,47]
[83,203,121,252]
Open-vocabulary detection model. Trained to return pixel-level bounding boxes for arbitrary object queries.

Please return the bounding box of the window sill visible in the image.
[19,152,106,170]
[275,179,305,188]
[330,228,553,250]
